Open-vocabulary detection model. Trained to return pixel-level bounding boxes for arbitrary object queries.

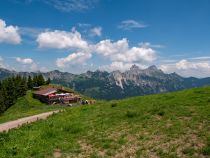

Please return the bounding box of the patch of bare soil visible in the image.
[114,135,139,158]
[53,149,62,158]
[141,131,206,158]
[70,140,106,158]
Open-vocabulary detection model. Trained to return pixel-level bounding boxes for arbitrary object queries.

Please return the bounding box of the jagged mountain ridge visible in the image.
[0,65,210,100]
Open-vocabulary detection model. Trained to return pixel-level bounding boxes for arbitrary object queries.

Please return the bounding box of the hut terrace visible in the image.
[33,87,81,105]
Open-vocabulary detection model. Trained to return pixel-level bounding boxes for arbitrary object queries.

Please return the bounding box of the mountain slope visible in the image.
[0,86,210,157]
[1,66,210,100]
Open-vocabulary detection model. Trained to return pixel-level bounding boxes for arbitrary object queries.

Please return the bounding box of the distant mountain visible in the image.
[1,65,210,100]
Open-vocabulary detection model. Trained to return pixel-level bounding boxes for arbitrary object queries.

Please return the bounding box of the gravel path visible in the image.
[0,110,60,132]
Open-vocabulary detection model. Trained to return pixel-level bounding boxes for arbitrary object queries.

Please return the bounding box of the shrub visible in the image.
[126,111,139,118]
[157,111,165,116]
[111,103,117,108]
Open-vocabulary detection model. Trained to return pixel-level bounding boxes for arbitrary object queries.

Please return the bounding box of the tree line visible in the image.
[0,74,50,114]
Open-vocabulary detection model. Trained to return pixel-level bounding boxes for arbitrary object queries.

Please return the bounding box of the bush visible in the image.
[157,111,165,116]
[111,103,117,108]
[126,111,139,118]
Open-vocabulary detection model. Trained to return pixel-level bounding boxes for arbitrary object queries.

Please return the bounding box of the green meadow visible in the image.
[0,87,210,158]
[0,91,63,124]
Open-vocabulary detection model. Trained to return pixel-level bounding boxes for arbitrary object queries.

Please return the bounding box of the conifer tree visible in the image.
[27,76,33,89]
[37,74,45,86]
[46,77,51,85]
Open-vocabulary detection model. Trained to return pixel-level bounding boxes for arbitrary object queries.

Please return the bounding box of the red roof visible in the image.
[33,88,57,96]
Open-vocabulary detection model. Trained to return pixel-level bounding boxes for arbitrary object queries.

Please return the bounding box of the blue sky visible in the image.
[0,0,210,77]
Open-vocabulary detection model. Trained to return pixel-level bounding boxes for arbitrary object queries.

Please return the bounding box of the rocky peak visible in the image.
[130,64,140,71]
[147,65,158,71]
[143,65,163,75]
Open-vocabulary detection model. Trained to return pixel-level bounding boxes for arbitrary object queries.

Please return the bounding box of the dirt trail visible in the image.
[0,110,60,132]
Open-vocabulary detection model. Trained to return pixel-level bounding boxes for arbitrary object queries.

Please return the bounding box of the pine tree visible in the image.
[37,74,45,86]
[0,89,6,114]
[0,75,28,114]
[46,77,51,85]
[19,77,27,96]
[33,75,38,87]
[27,76,33,89]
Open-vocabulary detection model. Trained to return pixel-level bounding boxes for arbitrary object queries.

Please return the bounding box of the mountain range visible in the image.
[0,65,210,100]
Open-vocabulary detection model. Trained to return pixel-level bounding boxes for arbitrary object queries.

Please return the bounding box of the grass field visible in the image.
[0,87,210,157]
[0,91,63,124]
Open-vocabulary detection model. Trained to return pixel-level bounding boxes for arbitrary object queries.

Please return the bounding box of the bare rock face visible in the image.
[111,70,124,89]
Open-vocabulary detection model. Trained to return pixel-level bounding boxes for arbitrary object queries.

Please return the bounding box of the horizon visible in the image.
[0,0,210,77]
[1,64,206,79]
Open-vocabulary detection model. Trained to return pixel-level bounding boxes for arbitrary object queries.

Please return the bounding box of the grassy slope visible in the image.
[0,91,63,123]
[0,87,210,158]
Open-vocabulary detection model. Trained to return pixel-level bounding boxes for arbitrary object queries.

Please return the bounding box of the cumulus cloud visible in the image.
[176,60,210,70]
[16,57,33,64]
[118,19,147,30]
[36,27,157,69]
[90,26,102,37]
[19,27,49,38]
[56,51,92,68]
[0,19,21,44]
[30,63,39,71]
[37,29,88,49]
[160,59,210,78]
[100,62,146,72]
[95,38,156,63]
[0,56,6,68]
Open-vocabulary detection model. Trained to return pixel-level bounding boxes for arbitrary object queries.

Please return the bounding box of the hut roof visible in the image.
[33,88,57,96]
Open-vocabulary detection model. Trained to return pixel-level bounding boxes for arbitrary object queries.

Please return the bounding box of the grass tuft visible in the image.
[111,103,118,108]
[125,110,139,118]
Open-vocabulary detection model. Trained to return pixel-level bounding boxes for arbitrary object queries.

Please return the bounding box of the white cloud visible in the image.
[20,27,49,38]
[37,29,156,69]
[95,38,128,56]
[176,59,210,70]
[0,19,21,44]
[160,59,210,78]
[100,62,146,72]
[30,63,39,71]
[16,57,33,64]
[14,0,99,12]
[44,0,99,12]
[138,42,165,48]
[56,51,92,68]
[90,26,102,37]
[0,56,6,68]
[37,29,88,49]
[95,38,156,63]
[118,19,147,30]
[189,56,210,60]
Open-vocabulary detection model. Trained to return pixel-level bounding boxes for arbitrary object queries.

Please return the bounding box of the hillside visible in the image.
[1,66,210,100]
[0,91,63,123]
[0,87,209,157]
